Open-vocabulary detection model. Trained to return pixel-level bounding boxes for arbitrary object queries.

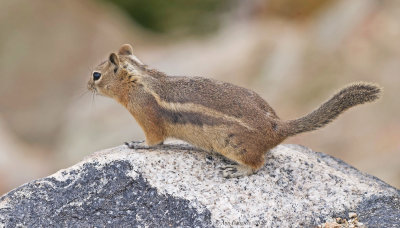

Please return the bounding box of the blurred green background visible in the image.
[0,0,399,195]
[101,0,230,34]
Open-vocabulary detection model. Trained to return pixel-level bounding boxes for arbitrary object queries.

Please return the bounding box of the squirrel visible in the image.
[87,44,382,178]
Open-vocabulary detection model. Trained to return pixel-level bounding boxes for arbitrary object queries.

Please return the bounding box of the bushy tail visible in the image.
[283,82,382,137]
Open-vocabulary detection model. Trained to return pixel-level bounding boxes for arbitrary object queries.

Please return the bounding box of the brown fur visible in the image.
[88,44,382,178]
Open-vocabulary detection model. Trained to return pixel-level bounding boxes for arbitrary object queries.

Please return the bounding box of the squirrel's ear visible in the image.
[118,44,133,55]
[109,53,120,66]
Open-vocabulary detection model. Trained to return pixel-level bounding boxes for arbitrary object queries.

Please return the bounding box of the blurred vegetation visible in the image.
[99,0,334,35]
[100,0,234,34]
[264,0,333,19]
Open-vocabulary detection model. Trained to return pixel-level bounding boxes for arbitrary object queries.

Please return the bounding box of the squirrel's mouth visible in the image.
[87,81,97,93]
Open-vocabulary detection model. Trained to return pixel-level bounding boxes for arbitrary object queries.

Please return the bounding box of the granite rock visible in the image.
[0,142,399,227]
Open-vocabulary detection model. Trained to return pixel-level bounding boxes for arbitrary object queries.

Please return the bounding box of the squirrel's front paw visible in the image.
[124,140,149,149]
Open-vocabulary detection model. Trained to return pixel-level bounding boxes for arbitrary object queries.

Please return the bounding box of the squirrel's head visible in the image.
[88,44,160,106]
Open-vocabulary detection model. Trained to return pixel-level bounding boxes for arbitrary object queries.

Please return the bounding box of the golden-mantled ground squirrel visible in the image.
[87,44,381,178]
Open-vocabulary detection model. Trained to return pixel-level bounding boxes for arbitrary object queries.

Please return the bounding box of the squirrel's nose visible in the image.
[93,72,101,81]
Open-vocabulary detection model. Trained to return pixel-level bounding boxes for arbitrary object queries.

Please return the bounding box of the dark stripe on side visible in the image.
[158,107,228,127]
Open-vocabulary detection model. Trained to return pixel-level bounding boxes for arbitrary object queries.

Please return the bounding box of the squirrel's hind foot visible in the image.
[220,165,255,178]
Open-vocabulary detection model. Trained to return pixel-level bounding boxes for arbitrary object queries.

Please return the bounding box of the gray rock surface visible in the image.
[0,142,399,227]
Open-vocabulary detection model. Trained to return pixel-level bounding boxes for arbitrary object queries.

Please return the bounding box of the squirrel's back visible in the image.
[151,75,280,125]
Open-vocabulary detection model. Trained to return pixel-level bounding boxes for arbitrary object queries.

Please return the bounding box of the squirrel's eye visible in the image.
[93,72,101,81]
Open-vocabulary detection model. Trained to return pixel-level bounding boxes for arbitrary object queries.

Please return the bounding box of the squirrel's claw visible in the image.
[125,140,165,150]
[220,165,254,178]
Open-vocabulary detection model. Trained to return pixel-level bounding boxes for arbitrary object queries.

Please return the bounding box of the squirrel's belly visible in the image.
[165,123,251,153]
[165,124,227,152]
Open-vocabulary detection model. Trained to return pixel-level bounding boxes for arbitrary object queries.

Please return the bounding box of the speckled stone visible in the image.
[0,142,399,227]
